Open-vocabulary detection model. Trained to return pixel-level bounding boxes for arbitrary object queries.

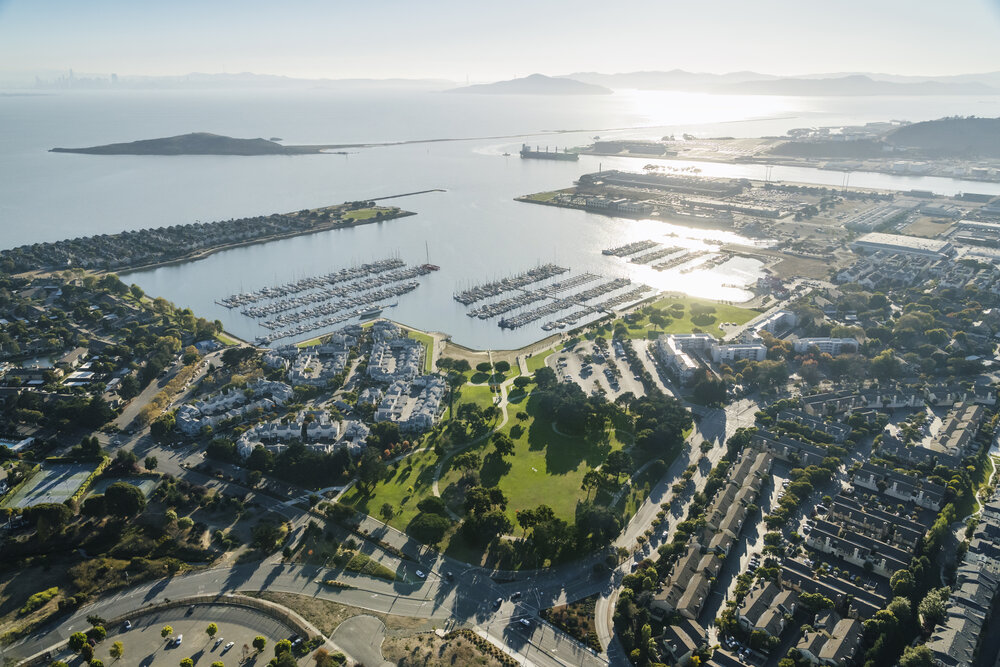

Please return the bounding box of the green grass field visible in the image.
[214,332,241,347]
[339,447,441,532]
[600,296,759,340]
[438,393,627,524]
[342,207,392,221]
[407,330,435,374]
[525,348,555,373]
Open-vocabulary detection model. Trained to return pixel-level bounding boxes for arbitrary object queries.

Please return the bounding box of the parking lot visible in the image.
[50,604,297,667]
[550,340,646,400]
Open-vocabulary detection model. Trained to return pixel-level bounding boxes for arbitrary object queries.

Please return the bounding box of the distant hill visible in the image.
[51,132,322,156]
[563,69,776,91]
[559,71,1000,95]
[447,73,612,95]
[885,117,1000,157]
[722,75,999,96]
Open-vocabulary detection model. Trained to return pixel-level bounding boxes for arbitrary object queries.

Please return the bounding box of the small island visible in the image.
[51,132,327,156]
[446,73,612,95]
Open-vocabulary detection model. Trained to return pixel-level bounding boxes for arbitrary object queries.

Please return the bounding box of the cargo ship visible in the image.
[519,143,578,162]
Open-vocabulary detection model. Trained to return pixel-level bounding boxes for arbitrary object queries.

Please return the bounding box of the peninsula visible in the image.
[0,200,416,273]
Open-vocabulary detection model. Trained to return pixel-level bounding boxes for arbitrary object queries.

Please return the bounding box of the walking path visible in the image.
[430,376,515,519]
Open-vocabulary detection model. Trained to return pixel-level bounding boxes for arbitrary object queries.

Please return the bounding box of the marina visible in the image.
[498,277,635,329]
[629,246,683,265]
[239,264,435,318]
[453,263,568,305]
[218,258,405,308]
[653,250,711,272]
[540,285,653,330]
[602,240,660,257]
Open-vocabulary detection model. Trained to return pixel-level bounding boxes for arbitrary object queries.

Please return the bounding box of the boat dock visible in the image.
[652,250,710,272]
[629,246,683,265]
[602,240,659,257]
[453,264,568,305]
[217,258,405,308]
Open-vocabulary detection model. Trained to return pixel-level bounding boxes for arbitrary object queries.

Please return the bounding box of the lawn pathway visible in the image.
[430,376,514,519]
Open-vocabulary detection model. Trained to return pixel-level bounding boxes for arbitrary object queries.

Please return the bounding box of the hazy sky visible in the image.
[2,0,1000,80]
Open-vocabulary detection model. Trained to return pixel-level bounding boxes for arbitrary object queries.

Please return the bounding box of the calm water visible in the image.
[3,89,1000,349]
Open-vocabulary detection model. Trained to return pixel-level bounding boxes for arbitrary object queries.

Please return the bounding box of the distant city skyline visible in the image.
[2,0,1000,82]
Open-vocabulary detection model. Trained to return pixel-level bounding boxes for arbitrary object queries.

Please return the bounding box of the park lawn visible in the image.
[602,296,759,340]
[525,348,555,373]
[214,331,241,346]
[342,207,390,221]
[339,447,441,533]
[438,392,627,524]
[406,330,435,374]
[456,384,499,412]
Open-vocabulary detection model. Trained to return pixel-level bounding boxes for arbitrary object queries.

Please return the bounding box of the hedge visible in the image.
[0,463,41,507]
[66,456,111,506]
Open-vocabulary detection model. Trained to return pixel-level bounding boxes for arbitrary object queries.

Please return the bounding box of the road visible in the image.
[15,339,761,667]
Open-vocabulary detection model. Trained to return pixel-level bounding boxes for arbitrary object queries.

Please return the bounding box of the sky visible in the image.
[2,0,1000,81]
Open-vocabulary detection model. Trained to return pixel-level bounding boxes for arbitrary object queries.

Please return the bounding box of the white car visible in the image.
[415,570,426,579]
[222,642,235,654]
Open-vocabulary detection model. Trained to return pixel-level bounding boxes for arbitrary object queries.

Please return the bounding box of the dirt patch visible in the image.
[770,253,841,280]
[253,592,431,636]
[382,632,508,667]
[903,216,954,238]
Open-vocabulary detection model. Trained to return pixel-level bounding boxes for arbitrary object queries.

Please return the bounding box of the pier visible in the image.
[453,264,568,305]
[629,246,683,265]
[218,258,405,308]
[602,240,659,257]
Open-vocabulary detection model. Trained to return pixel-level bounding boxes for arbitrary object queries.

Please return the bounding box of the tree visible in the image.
[476,362,492,374]
[494,360,511,374]
[206,623,218,640]
[918,587,949,633]
[252,521,283,552]
[890,569,914,597]
[253,636,267,653]
[899,645,935,667]
[69,632,89,652]
[379,503,395,525]
[145,456,158,471]
[604,450,633,482]
[90,660,104,667]
[211,663,225,667]
[180,659,194,667]
[109,642,124,662]
[81,645,94,662]
[104,482,146,517]
[161,626,173,639]
[453,452,481,476]
[357,447,386,493]
[407,512,451,544]
[491,432,515,457]
[274,639,292,656]
[23,503,73,540]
